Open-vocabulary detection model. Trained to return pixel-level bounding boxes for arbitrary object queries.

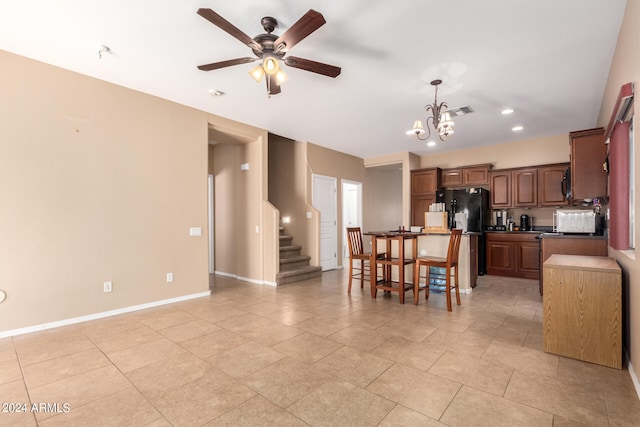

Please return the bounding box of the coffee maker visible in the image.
[520,214,531,231]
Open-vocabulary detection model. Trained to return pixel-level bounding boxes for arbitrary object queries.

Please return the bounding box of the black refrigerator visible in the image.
[436,188,489,275]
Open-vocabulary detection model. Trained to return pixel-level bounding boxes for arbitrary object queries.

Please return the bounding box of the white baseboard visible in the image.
[214,271,277,287]
[625,350,640,400]
[0,290,211,339]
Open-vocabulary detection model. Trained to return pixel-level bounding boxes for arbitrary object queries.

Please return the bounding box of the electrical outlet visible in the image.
[166,272,173,283]
[103,281,112,293]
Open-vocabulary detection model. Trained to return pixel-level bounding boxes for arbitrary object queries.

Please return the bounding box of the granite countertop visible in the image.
[537,232,607,240]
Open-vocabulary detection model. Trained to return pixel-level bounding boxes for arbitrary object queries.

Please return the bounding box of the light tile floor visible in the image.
[1,270,639,426]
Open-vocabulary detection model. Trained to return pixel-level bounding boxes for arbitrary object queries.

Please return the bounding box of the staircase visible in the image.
[276,226,322,285]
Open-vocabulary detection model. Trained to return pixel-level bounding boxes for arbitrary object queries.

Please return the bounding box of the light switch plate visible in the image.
[190,227,202,236]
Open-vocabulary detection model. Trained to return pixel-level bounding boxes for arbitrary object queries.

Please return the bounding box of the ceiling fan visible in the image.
[197,8,341,95]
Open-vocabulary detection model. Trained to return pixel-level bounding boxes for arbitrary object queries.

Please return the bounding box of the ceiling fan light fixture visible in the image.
[263,55,280,75]
[249,65,265,83]
[275,69,288,84]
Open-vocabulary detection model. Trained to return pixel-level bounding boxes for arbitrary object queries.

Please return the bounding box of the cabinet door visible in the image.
[490,171,512,208]
[486,240,515,276]
[464,165,491,186]
[513,168,538,207]
[411,169,441,195]
[538,164,569,206]
[411,194,436,227]
[570,128,607,200]
[516,241,540,279]
[441,169,463,187]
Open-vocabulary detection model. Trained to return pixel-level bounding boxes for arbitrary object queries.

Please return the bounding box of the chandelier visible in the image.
[407,79,455,141]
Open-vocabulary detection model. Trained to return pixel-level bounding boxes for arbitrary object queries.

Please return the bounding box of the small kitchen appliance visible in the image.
[554,209,602,234]
[520,214,531,231]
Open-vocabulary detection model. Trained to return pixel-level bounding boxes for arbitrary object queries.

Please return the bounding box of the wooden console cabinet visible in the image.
[543,255,621,369]
[538,235,608,294]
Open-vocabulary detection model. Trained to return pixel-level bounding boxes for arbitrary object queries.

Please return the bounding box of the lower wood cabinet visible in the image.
[486,232,540,280]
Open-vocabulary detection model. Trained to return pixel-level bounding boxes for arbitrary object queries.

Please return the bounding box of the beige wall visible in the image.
[365,167,403,231]
[365,152,421,228]
[0,50,210,332]
[212,143,241,276]
[208,120,275,284]
[418,133,570,170]
[596,0,640,382]
[268,135,310,263]
[307,143,367,268]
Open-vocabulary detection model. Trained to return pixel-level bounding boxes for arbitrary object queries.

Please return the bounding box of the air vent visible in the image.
[445,105,474,117]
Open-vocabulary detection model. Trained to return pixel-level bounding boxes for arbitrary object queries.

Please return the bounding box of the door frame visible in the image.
[341,179,363,258]
[208,174,215,274]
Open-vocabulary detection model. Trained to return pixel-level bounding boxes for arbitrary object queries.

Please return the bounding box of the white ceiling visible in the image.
[0,0,627,159]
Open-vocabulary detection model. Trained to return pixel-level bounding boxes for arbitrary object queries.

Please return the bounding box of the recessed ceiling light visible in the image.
[209,89,225,97]
[501,108,515,115]
[512,125,524,132]
[427,141,437,147]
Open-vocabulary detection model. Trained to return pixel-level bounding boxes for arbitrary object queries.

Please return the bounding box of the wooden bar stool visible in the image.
[413,229,463,311]
[346,227,383,294]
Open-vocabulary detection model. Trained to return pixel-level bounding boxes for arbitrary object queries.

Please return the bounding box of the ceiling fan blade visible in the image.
[284,56,341,78]
[197,57,256,71]
[274,9,325,51]
[266,74,282,95]
[197,8,262,51]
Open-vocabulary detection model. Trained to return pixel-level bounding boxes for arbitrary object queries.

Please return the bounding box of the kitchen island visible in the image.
[366,231,479,294]
[415,231,479,293]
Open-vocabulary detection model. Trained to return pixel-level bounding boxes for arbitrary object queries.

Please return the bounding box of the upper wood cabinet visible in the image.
[411,194,436,227]
[491,163,571,208]
[490,171,512,208]
[570,128,607,201]
[411,168,441,226]
[441,164,492,188]
[512,168,538,207]
[411,168,441,195]
[441,169,463,187]
[538,163,570,206]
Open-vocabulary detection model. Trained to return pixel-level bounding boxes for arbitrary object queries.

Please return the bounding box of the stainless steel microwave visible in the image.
[554,209,602,234]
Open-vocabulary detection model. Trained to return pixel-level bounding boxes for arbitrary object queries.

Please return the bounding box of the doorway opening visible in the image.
[342,180,363,259]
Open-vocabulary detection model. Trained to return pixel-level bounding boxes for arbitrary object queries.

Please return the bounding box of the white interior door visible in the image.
[208,174,215,274]
[313,174,338,271]
[342,180,363,258]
